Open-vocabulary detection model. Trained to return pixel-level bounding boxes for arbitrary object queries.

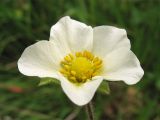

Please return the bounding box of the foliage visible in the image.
[0,0,160,119]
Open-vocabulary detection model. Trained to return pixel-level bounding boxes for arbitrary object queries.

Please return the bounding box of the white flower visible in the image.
[18,16,144,106]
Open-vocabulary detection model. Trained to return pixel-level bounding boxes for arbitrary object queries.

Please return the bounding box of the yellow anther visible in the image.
[92,72,98,76]
[93,57,99,63]
[64,55,72,62]
[64,65,70,70]
[69,54,74,59]
[60,69,69,75]
[83,51,88,57]
[87,70,93,77]
[61,61,66,65]
[71,71,76,76]
[85,51,92,59]
[60,69,65,73]
[82,76,87,80]
[89,54,94,60]
[76,52,82,57]
[85,52,90,58]
[95,64,102,70]
[59,50,102,83]
[70,77,76,82]
[80,76,87,82]
[94,60,102,66]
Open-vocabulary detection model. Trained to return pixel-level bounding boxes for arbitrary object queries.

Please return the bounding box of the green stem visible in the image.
[85,101,94,120]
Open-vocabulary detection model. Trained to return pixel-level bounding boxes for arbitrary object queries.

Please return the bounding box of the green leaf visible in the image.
[38,78,60,86]
[98,81,110,95]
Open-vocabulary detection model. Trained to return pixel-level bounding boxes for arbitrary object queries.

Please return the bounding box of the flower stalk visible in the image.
[85,101,94,120]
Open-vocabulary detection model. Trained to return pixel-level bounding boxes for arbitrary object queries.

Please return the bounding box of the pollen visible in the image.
[59,51,103,83]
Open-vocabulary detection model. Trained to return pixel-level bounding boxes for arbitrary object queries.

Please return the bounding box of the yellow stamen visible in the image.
[69,54,74,59]
[64,65,70,70]
[59,50,103,83]
[93,57,99,63]
[70,77,76,82]
[76,52,82,57]
[64,56,72,62]
[71,70,76,76]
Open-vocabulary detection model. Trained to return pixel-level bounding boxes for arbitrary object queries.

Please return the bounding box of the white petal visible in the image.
[50,16,93,52]
[102,48,144,85]
[18,40,65,78]
[60,76,103,106]
[93,26,131,57]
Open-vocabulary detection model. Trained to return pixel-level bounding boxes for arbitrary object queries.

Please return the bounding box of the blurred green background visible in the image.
[0,0,160,120]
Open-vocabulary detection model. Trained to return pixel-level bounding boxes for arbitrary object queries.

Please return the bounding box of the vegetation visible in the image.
[0,0,160,119]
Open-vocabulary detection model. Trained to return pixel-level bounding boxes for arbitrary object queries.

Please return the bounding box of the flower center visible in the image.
[59,51,102,83]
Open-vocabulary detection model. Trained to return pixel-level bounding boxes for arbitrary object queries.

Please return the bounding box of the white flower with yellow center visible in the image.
[18,16,144,106]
